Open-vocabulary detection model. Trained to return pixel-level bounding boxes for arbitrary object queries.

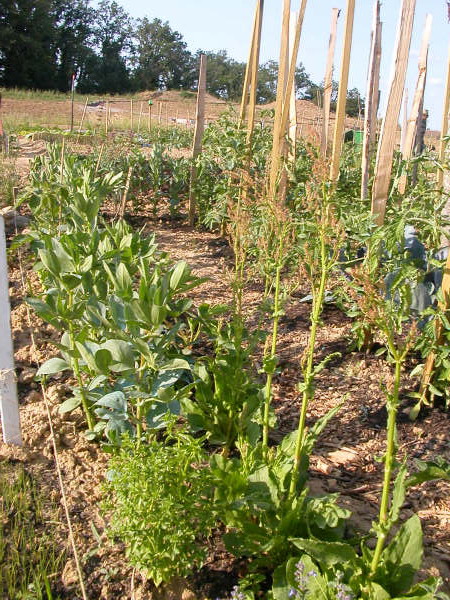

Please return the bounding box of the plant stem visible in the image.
[67,295,95,431]
[262,261,282,454]
[289,230,328,499]
[370,354,402,576]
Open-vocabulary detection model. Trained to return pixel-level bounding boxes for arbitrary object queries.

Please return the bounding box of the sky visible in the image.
[117,0,450,130]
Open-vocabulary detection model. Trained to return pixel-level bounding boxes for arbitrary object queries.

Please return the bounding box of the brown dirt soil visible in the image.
[0,139,449,600]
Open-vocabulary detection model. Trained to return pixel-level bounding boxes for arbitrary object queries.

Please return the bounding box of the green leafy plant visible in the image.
[103,427,216,586]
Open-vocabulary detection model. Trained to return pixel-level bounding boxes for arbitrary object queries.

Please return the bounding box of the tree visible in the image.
[133,18,195,91]
[0,0,56,89]
[51,0,95,92]
[77,0,132,94]
[197,50,244,101]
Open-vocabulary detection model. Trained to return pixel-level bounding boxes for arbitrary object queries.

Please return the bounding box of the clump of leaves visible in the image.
[103,426,216,586]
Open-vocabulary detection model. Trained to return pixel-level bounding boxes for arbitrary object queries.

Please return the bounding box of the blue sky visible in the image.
[118,0,450,130]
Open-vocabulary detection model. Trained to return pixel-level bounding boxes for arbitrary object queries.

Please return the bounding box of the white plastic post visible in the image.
[0,215,22,445]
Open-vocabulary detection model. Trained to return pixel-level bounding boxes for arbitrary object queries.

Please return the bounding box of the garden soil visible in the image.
[0,137,449,600]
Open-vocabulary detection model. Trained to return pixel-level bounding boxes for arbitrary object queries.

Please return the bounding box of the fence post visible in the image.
[0,216,22,445]
[437,42,450,189]
[189,54,207,226]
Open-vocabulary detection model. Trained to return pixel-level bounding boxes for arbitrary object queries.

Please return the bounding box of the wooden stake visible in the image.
[130,99,133,134]
[361,1,381,199]
[437,42,450,189]
[370,18,382,147]
[330,0,356,183]
[240,0,264,126]
[158,102,162,124]
[322,8,340,156]
[78,97,89,135]
[165,103,169,126]
[137,101,143,134]
[0,216,22,445]
[401,88,409,154]
[120,166,133,218]
[269,0,308,197]
[398,14,432,195]
[288,11,298,161]
[105,100,109,136]
[246,0,264,142]
[371,0,416,225]
[189,54,207,226]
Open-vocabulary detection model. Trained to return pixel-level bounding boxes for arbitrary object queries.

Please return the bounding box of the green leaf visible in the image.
[406,458,450,488]
[290,538,359,568]
[102,339,135,371]
[390,461,408,524]
[380,515,423,596]
[95,348,113,372]
[95,391,126,412]
[37,357,70,376]
[169,261,188,290]
[59,396,82,414]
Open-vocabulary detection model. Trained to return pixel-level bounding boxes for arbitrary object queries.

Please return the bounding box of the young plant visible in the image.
[103,426,216,586]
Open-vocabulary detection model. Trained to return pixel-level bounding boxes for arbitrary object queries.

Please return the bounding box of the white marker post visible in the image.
[0,215,22,445]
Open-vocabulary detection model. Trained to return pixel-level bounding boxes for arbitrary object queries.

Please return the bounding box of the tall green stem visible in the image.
[67,293,95,431]
[370,354,402,576]
[262,261,282,454]
[289,231,328,499]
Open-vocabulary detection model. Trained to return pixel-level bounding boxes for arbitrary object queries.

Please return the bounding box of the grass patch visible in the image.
[0,460,66,599]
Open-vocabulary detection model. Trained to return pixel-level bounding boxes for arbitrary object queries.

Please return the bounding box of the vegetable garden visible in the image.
[1,0,450,599]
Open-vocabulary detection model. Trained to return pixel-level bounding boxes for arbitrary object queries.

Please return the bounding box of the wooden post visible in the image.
[105,100,109,136]
[158,102,162,124]
[437,42,450,189]
[269,0,308,197]
[370,18,382,148]
[189,54,207,226]
[330,0,356,183]
[130,98,133,135]
[288,11,298,161]
[165,103,169,126]
[78,97,89,135]
[398,14,432,195]
[137,101,143,134]
[240,0,264,125]
[361,1,381,199]
[245,0,264,142]
[371,0,416,225]
[0,216,22,445]
[70,73,75,132]
[401,89,409,154]
[322,8,340,156]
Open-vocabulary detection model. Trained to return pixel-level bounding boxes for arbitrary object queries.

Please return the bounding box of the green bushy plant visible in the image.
[103,427,216,586]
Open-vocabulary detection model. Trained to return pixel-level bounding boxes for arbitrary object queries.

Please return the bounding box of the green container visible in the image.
[353,129,364,145]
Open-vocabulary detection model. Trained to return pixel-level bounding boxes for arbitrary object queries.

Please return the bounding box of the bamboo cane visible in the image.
[361,1,381,200]
[371,0,416,225]
[137,101,143,134]
[189,54,207,226]
[330,0,356,183]
[322,8,340,156]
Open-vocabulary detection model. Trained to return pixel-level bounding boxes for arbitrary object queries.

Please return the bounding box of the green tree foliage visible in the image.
[0,0,363,116]
[133,18,195,90]
[51,0,95,91]
[0,0,56,89]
